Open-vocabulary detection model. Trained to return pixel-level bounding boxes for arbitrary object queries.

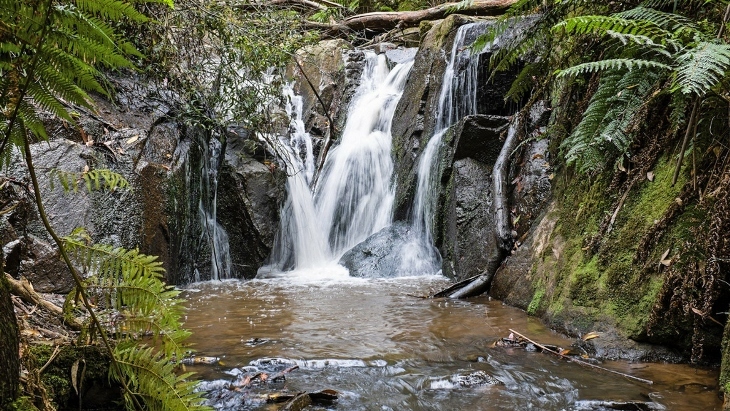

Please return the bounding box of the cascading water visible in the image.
[402,22,493,275]
[197,136,233,281]
[260,52,414,276]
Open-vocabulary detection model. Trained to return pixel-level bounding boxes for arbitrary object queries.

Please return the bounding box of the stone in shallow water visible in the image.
[452,371,502,387]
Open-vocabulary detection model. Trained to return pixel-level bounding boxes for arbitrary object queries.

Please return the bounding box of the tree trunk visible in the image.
[0,256,20,408]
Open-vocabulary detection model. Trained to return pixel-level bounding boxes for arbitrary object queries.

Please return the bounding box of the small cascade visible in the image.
[197,136,233,281]
[403,22,492,275]
[260,52,414,275]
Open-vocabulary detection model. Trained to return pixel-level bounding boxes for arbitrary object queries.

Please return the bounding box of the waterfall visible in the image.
[260,52,414,276]
[197,136,233,281]
[403,22,492,275]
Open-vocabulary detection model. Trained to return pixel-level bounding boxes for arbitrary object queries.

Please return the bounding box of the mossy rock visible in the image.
[29,344,121,410]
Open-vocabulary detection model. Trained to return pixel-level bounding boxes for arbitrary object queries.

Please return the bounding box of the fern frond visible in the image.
[553,15,670,40]
[74,0,149,23]
[504,61,542,102]
[557,58,671,77]
[674,41,730,95]
[112,342,211,411]
[562,68,662,173]
[50,169,130,193]
[615,6,699,33]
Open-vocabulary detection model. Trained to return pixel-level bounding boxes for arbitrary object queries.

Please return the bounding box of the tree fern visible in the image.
[486,0,730,173]
[562,68,662,173]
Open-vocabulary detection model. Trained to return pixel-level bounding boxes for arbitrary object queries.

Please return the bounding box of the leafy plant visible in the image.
[479,0,730,174]
[63,226,205,411]
[1,0,210,409]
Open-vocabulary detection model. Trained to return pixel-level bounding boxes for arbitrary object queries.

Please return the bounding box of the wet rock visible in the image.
[287,39,352,140]
[339,222,418,278]
[391,16,519,220]
[509,136,551,240]
[218,155,285,279]
[572,400,664,411]
[436,115,508,281]
[385,47,418,65]
[18,235,74,293]
[374,42,397,54]
[452,370,502,387]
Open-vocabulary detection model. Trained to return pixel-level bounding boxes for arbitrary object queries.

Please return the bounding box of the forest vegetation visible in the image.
[1,0,730,409]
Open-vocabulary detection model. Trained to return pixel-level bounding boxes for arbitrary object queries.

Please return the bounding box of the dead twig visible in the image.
[508,329,653,385]
[38,345,61,374]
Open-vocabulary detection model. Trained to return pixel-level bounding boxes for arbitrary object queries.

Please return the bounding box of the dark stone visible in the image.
[18,236,74,293]
[434,115,508,281]
[509,136,552,240]
[339,222,435,278]
[391,15,517,221]
[218,156,285,279]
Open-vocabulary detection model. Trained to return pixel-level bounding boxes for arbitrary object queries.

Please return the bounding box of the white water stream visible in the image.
[402,22,492,275]
[260,52,414,277]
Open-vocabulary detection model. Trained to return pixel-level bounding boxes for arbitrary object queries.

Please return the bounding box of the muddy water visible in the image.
[183,274,722,410]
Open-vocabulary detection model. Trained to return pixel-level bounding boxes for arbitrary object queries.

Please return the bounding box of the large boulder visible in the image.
[339,222,440,278]
[437,115,508,281]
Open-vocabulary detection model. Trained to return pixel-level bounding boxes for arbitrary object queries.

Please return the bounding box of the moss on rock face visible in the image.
[29,344,120,410]
[493,154,702,358]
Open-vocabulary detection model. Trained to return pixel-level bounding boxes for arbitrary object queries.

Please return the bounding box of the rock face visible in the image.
[391,15,519,221]
[437,115,508,281]
[3,76,288,286]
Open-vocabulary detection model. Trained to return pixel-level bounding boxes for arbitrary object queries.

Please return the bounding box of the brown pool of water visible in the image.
[182,275,722,410]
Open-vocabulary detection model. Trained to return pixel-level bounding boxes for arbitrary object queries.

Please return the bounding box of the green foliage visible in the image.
[63,227,206,410]
[2,1,210,410]
[137,1,314,134]
[112,342,203,411]
[481,0,730,174]
[50,168,130,193]
[0,0,172,166]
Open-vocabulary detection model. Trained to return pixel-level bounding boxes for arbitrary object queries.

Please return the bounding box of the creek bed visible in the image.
[183,271,721,410]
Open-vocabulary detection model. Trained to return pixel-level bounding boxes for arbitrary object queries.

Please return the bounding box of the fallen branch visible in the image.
[5,273,82,331]
[292,57,336,190]
[508,329,653,385]
[342,0,516,32]
[304,0,516,36]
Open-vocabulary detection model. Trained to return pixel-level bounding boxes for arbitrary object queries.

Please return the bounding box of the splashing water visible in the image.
[402,22,493,276]
[260,52,414,277]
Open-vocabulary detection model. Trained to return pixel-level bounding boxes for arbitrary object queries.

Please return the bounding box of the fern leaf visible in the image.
[557,58,671,77]
[674,41,730,95]
[112,342,211,411]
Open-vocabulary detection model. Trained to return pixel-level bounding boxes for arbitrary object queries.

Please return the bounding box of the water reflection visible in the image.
[183,277,721,410]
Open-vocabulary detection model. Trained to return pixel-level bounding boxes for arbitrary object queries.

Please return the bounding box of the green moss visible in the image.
[29,344,116,409]
[568,256,600,306]
[531,155,690,339]
[9,397,39,411]
[527,286,545,315]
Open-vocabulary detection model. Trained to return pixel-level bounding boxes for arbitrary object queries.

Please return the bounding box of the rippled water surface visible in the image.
[183,274,721,410]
